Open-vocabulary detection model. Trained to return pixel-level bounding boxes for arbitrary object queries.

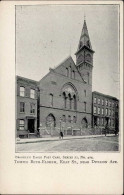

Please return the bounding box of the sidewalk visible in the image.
[16,134,115,144]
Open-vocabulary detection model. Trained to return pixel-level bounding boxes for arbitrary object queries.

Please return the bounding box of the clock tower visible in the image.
[75,18,95,86]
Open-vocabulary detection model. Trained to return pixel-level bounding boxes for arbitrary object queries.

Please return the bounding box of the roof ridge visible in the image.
[53,55,71,70]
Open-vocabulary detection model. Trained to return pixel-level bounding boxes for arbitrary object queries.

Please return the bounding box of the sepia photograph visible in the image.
[0,1,123,194]
[15,4,120,152]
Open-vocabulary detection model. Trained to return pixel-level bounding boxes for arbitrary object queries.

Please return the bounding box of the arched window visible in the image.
[73,116,76,123]
[50,94,53,107]
[46,114,56,127]
[73,95,77,110]
[61,83,78,111]
[68,94,71,109]
[62,115,66,122]
[69,66,72,78]
[66,68,69,77]
[68,115,71,123]
[82,118,88,128]
[87,72,90,84]
[86,54,91,63]
[72,70,75,79]
[63,92,66,109]
[77,54,84,64]
[20,86,25,97]
[84,102,86,112]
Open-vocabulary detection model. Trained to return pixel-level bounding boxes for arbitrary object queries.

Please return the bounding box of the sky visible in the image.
[16,4,119,98]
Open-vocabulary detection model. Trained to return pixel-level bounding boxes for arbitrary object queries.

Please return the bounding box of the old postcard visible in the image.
[0,1,123,194]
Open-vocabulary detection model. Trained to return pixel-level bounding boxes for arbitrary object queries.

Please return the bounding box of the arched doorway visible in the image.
[46,114,56,128]
[82,118,88,128]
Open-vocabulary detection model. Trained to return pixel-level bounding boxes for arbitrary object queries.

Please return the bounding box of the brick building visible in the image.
[16,76,38,138]
[16,19,119,138]
[92,91,119,131]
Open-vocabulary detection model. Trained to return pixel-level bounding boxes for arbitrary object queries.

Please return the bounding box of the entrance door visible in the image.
[46,114,56,128]
[82,118,88,128]
[28,119,35,133]
[94,116,97,126]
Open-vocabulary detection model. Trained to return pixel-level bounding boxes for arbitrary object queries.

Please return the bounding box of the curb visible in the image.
[16,134,116,144]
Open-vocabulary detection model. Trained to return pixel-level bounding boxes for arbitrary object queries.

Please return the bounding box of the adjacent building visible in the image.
[16,76,38,138]
[92,91,119,131]
[16,19,119,138]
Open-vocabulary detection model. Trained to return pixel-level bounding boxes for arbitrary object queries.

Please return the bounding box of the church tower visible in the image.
[75,18,94,86]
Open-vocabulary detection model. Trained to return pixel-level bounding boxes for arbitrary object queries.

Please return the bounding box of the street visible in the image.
[16,135,119,152]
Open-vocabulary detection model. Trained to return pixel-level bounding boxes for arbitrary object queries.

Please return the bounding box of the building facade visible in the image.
[16,19,119,138]
[92,91,119,132]
[16,76,38,138]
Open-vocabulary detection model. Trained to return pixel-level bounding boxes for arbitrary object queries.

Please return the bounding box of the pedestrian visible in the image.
[105,124,108,136]
[59,131,63,139]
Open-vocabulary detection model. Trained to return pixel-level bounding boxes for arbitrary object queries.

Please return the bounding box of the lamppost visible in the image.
[71,117,73,136]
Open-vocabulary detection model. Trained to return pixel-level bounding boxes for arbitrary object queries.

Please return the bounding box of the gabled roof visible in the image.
[53,55,86,83]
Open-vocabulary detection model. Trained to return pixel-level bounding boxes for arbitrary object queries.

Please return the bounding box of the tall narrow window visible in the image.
[84,90,86,97]
[87,73,90,84]
[98,98,100,104]
[50,94,53,107]
[94,106,97,114]
[30,103,35,114]
[66,68,69,77]
[20,102,25,113]
[73,95,76,110]
[20,86,25,97]
[102,99,104,105]
[94,97,97,103]
[62,115,66,122]
[73,116,76,123]
[30,89,35,99]
[63,92,66,109]
[72,71,75,79]
[69,66,72,78]
[68,115,71,123]
[98,107,100,115]
[19,119,25,130]
[106,108,108,115]
[84,102,86,112]
[102,108,104,115]
[109,109,111,116]
[101,118,104,125]
[68,94,71,109]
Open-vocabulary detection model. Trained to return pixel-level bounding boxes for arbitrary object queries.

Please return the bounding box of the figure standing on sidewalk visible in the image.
[105,123,108,136]
[59,131,63,139]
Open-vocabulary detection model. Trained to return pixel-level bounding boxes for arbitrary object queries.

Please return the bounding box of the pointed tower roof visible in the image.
[76,18,94,54]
